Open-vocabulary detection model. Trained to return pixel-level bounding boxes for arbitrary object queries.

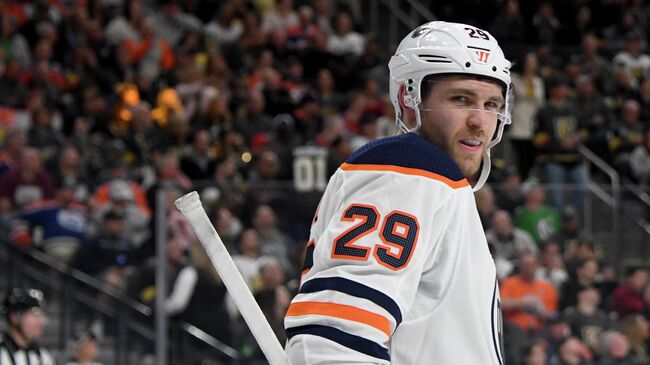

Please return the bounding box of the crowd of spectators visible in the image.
[0,0,650,363]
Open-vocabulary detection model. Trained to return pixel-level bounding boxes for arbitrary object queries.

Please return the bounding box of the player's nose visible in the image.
[466,109,488,130]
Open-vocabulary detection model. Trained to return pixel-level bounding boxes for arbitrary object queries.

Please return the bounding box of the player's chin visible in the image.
[457,157,483,179]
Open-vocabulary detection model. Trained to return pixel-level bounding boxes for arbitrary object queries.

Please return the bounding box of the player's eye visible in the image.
[450,95,470,104]
[485,100,502,112]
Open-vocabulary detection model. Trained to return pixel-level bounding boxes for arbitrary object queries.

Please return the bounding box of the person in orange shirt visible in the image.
[501,253,559,334]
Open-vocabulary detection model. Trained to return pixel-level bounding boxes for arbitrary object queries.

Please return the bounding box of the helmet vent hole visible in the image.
[465,62,471,68]
[417,54,452,63]
[492,66,497,71]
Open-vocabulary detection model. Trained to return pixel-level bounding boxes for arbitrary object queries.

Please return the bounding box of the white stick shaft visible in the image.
[175,191,288,365]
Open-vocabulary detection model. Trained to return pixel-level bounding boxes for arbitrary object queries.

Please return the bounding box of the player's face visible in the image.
[419,76,503,183]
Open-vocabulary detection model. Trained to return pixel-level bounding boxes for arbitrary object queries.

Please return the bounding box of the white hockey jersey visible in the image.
[284,133,504,364]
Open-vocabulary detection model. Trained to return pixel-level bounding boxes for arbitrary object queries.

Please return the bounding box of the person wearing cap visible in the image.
[0,288,55,365]
[546,206,591,253]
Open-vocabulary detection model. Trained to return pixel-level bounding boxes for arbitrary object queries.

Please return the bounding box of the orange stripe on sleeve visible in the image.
[340,163,469,189]
[286,301,393,338]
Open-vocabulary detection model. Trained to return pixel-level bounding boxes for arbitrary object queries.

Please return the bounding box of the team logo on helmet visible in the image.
[474,50,491,64]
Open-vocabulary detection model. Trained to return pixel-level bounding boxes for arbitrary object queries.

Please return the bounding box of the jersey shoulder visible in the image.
[343,133,467,188]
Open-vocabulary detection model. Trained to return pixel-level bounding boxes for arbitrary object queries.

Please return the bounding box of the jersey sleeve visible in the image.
[285,134,468,364]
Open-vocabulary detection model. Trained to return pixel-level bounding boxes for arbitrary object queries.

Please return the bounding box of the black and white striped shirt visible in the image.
[0,334,55,365]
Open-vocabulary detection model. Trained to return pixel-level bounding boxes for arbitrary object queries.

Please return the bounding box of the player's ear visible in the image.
[398,84,416,127]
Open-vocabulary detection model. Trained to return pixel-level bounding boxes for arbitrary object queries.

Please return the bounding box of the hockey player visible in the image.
[0,288,56,365]
[285,21,513,364]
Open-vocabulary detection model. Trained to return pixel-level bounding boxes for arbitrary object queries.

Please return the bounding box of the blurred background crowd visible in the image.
[0,0,650,364]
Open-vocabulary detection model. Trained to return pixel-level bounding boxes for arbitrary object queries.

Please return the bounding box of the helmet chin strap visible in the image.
[472,150,491,192]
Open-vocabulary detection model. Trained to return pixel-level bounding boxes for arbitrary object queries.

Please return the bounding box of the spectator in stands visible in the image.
[238,11,268,54]
[552,336,592,365]
[596,330,639,365]
[326,12,363,57]
[575,74,612,157]
[146,0,201,47]
[176,240,232,356]
[261,67,293,117]
[547,206,590,253]
[514,179,561,247]
[564,241,599,275]
[261,0,299,35]
[123,102,168,168]
[537,242,569,289]
[105,0,144,46]
[65,331,102,365]
[314,68,345,119]
[493,167,524,214]
[0,13,31,68]
[487,0,526,59]
[562,286,614,353]
[175,61,217,124]
[620,314,650,363]
[204,4,244,49]
[609,99,646,178]
[50,145,90,203]
[145,150,192,206]
[533,76,589,212]
[610,266,649,319]
[0,130,27,178]
[93,179,150,247]
[575,34,614,95]
[236,92,274,141]
[252,204,293,273]
[73,208,136,285]
[212,206,242,250]
[292,93,323,144]
[561,258,601,309]
[0,146,54,213]
[122,18,175,81]
[232,229,265,289]
[180,129,217,181]
[510,52,545,180]
[0,288,55,365]
[248,150,281,183]
[255,257,290,343]
[486,209,538,265]
[27,105,63,164]
[613,31,650,82]
[11,179,88,264]
[501,254,559,335]
[531,2,560,45]
[522,340,548,365]
[349,114,378,151]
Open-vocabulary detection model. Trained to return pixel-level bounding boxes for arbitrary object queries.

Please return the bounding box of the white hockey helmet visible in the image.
[388,21,513,190]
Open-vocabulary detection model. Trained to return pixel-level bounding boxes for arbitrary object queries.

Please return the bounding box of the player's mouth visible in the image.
[459,138,483,153]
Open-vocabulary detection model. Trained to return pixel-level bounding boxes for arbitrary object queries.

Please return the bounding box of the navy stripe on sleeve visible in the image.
[286,324,391,361]
[299,277,402,325]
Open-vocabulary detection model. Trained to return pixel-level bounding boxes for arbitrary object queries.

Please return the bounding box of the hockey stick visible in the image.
[175,191,289,365]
